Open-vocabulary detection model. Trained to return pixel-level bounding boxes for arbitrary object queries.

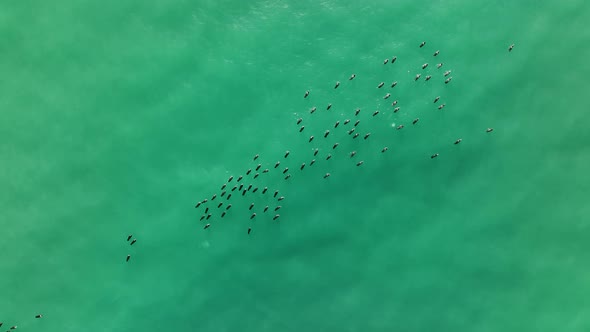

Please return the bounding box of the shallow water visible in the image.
[1,0,589,331]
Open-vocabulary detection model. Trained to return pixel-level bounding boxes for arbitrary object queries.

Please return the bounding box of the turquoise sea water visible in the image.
[1,0,589,331]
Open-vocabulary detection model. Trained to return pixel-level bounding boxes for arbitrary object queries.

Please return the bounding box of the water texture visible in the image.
[1,0,589,331]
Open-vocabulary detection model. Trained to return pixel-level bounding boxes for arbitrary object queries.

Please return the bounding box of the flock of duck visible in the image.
[176,42,513,240]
